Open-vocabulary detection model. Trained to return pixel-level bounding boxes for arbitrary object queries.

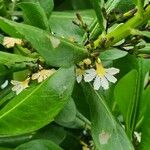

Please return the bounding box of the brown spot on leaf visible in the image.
[99,131,111,145]
[50,36,60,48]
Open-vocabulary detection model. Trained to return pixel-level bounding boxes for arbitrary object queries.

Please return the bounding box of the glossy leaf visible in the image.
[15,139,62,150]
[105,0,121,13]
[0,17,88,67]
[20,0,54,16]
[100,48,128,61]
[18,2,50,30]
[82,83,134,150]
[49,10,95,43]
[139,86,150,150]
[55,98,76,125]
[34,125,66,144]
[0,51,35,67]
[115,0,135,12]
[0,133,34,148]
[114,70,138,137]
[0,67,75,136]
[37,0,54,17]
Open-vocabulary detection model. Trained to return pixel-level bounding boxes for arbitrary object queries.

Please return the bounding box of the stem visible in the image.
[76,111,91,130]
[89,5,150,49]
[137,0,144,17]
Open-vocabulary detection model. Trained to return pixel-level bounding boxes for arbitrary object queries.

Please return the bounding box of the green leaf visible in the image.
[0,125,66,148]
[82,83,134,150]
[70,0,91,9]
[72,83,90,119]
[0,0,7,17]
[18,2,50,31]
[89,0,106,32]
[15,139,62,150]
[114,70,138,137]
[0,147,13,150]
[55,98,76,125]
[0,133,34,148]
[105,0,121,13]
[132,30,150,38]
[34,125,66,144]
[100,48,128,61]
[20,0,54,17]
[0,51,35,67]
[49,10,95,43]
[0,65,10,77]
[37,0,53,17]
[0,67,75,136]
[0,17,88,67]
[139,86,150,150]
[114,0,135,13]
[138,43,150,54]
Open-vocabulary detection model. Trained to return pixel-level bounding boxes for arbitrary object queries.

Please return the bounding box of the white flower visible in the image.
[84,62,119,90]
[1,80,9,89]
[3,37,22,48]
[31,69,56,83]
[76,68,85,83]
[134,132,141,143]
[11,78,30,95]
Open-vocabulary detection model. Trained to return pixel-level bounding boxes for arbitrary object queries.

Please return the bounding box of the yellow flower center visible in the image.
[76,68,85,76]
[22,78,29,87]
[96,62,106,77]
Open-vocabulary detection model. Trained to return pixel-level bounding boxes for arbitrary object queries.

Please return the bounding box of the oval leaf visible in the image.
[55,98,76,125]
[0,17,88,67]
[15,139,62,150]
[82,83,134,150]
[18,2,50,30]
[114,70,138,137]
[100,48,128,61]
[0,67,75,136]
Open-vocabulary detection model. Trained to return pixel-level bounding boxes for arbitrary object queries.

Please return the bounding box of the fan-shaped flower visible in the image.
[3,37,22,48]
[76,68,85,83]
[11,78,30,95]
[32,69,56,83]
[84,61,119,90]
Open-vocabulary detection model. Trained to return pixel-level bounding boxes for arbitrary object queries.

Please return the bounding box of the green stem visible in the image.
[137,0,144,17]
[90,5,150,49]
[76,111,91,130]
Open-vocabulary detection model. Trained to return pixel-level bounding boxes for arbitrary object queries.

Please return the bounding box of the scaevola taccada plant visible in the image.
[0,0,150,149]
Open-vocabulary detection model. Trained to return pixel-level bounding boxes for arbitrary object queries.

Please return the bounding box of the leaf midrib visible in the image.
[0,79,47,120]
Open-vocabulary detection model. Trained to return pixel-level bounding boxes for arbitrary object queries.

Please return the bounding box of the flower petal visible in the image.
[12,85,20,92]
[85,68,96,74]
[1,80,8,89]
[76,75,82,83]
[16,87,23,95]
[93,76,101,90]
[84,73,96,82]
[38,76,43,83]
[31,73,39,80]
[105,73,117,83]
[101,77,109,90]
[11,80,20,85]
[105,67,119,75]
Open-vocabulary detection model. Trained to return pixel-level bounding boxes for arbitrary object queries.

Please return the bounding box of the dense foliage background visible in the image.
[0,0,150,150]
